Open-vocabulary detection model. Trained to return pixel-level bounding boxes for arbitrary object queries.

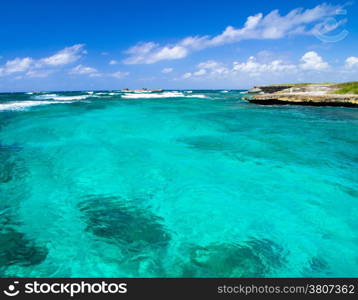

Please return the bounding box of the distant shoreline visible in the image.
[245,82,358,107]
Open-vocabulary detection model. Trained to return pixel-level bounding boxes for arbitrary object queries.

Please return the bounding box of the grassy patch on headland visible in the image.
[268,83,334,87]
[334,82,358,95]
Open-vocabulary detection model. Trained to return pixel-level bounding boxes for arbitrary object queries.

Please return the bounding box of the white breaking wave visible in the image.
[33,94,90,101]
[122,91,207,99]
[52,95,89,101]
[0,101,58,111]
[221,90,229,93]
[186,94,207,98]
[122,92,185,99]
[95,92,119,96]
[33,93,58,99]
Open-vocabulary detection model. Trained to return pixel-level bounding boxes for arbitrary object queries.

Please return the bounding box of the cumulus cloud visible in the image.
[124,4,343,64]
[197,60,222,70]
[182,56,297,79]
[0,57,33,75]
[0,44,86,78]
[26,69,54,78]
[300,51,329,70]
[124,42,187,64]
[181,51,334,81]
[109,60,118,65]
[69,65,129,79]
[345,56,358,69]
[0,44,134,81]
[233,56,296,76]
[182,72,192,79]
[162,67,173,73]
[40,44,85,67]
[198,60,229,75]
[69,64,99,75]
[194,69,207,76]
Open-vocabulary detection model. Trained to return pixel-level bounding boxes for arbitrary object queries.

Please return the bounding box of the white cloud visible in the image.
[0,44,135,82]
[197,60,221,70]
[109,60,118,65]
[147,46,187,63]
[111,71,129,79]
[69,64,98,75]
[181,56,297,80]
[68,65,129,79]
[0,44,86,78]
[197,60,229,75]
[69,66,130,79]
[123,42,157,64]
[0,44,133,81]
[233,56,296,76]
[26,69,54,78]
[182,72,192,79]
[40,44,85,66]
[124,4,342,64]
[181,51,334,81]
[300,51,329,70]
[124,42,187,64]
[345,56,358,69]
[162,67,173,73]
[194,69,207,76]
[0,57,33,75]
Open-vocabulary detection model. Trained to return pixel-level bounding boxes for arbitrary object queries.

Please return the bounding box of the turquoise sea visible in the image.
[0,90,357,277]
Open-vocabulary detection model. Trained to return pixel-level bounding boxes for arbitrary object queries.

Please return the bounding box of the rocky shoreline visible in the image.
[245,84,358,107]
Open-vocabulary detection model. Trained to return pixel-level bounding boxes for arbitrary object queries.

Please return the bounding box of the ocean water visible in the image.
[0,90,357,277]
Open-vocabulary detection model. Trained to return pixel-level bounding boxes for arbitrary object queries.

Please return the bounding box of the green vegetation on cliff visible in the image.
[268,83,334,87]
[265,81,358,95]
[334,82,358,95]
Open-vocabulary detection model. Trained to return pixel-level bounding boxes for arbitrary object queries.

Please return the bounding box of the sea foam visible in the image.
[122,92,185,99]
[52,95,89,101]
[122,91,207,99]
[33,94,58,99]
[0,101,57,111]
[33,94,90,101]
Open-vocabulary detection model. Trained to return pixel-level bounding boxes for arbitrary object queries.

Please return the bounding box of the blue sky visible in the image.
[0,0,357,91]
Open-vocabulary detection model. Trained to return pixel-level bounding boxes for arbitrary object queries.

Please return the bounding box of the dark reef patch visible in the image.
[0,208,48,274]
[78,195,171,253]
[0,144,22,183]
[0,161,15,183]
[177,136,237,152]
[178,238,287,277]
[85,104,107,111]
[309,256,329,273]
[0,229,48,268]
[302,256,331,276]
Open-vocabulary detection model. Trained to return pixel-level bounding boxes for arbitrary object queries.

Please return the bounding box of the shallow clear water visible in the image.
[0,90,357,277]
